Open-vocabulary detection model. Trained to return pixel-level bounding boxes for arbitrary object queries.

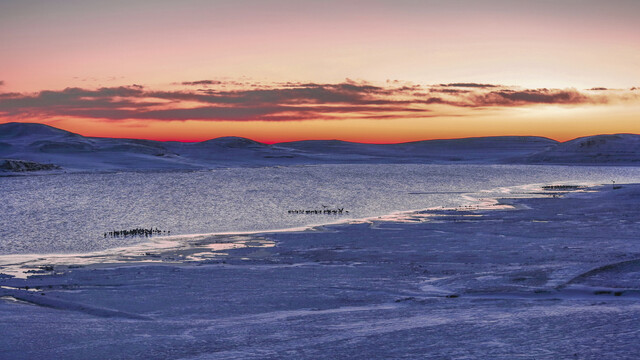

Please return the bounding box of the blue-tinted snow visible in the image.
[1,184,640,359]
[3,123,640,173]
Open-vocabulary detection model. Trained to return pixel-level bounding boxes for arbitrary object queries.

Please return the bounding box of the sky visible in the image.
[1,0,639,143]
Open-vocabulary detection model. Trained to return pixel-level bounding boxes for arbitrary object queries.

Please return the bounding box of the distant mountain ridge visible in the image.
[525,134,640,164]
[0,122,638,173]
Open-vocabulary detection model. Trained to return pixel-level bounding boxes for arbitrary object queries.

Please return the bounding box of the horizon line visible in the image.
[2,121,639,145]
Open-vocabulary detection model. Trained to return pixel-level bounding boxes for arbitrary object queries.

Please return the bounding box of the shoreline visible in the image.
[0,180,608,279]
[2,181,640,358]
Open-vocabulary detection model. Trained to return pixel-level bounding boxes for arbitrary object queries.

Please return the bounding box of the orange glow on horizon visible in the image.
[16,104,640,145]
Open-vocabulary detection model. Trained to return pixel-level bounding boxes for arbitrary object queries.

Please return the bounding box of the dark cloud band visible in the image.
[0,81,628,122]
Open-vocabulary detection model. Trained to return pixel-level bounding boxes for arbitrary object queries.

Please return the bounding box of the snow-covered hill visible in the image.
[273,136,559,163]
[525,134,640,164]
[1,122,638,173]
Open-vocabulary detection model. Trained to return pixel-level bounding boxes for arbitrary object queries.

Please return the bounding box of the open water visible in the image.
[1,164,639,254]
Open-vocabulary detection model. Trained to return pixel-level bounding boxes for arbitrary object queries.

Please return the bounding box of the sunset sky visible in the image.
[1,0,639,143]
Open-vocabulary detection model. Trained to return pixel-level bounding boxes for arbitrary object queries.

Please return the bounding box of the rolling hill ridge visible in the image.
[1,122,638,173]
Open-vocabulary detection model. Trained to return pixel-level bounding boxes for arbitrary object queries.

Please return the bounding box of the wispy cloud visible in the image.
[181,80,223,86]
[0,81,4,87]
[467,89,600,107]
[0,81,634,123]
[439,83,499,88]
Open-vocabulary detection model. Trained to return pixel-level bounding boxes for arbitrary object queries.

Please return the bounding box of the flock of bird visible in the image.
[104,228,168,238]
[288,207,348,215]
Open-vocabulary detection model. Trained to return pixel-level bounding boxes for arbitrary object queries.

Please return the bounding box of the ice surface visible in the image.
[2,122,640,358]
[1,181,640,358]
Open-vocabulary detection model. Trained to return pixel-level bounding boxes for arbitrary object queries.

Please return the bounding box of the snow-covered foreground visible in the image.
[1,184,640,359]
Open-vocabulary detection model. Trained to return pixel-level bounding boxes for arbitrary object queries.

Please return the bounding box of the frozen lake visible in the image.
[2,178,640,359]
[2,164,640,359]
[2,164,640,254]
